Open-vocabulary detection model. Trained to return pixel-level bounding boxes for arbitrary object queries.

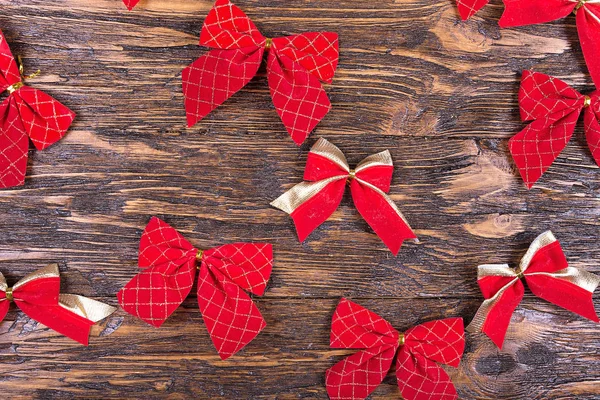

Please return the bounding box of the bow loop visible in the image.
[354,150,394,192]
[199,0,265,50]
[499,0,576,28]
[0,32,21,92]
[303,138,349,181]
[403,318,465,368]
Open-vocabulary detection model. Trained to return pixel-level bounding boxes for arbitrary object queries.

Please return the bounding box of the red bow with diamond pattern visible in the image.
[467,231,600,349]
[117,217,273,360]
[271,138,416,255]
[182,0,339,145]
[123,0,140,10]
[326,298,465,400]
[509,71,600,188]
[0,30,75,189]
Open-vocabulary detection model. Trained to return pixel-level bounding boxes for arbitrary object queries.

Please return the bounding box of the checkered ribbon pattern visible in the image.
[270,138,416,255]
[181,0,339,145]
[455,0,490,20]
[123,0,140,10]
[508,70,600,188]
[326,299,465,400]
[117,217,273,360]
[467,231,600,349]
[0,264,116,345]
[0,30,75,189]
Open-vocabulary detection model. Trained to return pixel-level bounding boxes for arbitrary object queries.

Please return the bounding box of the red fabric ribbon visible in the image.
[117,217,273,360]
[123,0,140,10]
[455,0,490,20]
[182,0,339,145]
[0,30,75,189]
[509,70,600,188]
[270,138,416,255]
[0,264,116,345]
[467,231,600,349]
[326,298,465,400]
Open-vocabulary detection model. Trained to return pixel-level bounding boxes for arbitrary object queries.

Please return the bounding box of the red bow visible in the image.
[0,30,75,189]
[117,217,273,360]
[270,138,416,255]
[123,0,140,10]
[509,71,600,188]
[182,0,339,145]
[455,0,490,20]
[467,231,600,349]
[0,264,116,345]
[326,298,465,400]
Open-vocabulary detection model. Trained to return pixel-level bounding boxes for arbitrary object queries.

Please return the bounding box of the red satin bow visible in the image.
[509,70,600,188]
[182,0,339,145]
[270,138,416,255]
[326,298,465,400]
[0,264,116,345]
[117,217,273,360]
[0,30,75,189]
[123,0,140,10]
[467,231,600,348]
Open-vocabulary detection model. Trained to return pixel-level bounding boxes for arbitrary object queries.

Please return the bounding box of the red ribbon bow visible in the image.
[326,298,465,400]
[467,231,600,348]
[509,71,600,188]
[0,264,116,345]
[123,0,140,10]
[117,217,273,360]
[182,0,339,145]
[270,138,416,255]
[456,0,600,87]
[0,30,75,189]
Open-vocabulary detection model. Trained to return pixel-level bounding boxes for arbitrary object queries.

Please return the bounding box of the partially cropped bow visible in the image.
[0,264,116,345]
[182,0,339,145]
[509,71,600,188]
[117,217,273,360]
[467,231,600,348]
[326,298,465,400]
[0,30,75,189]
[123,0,140,10]
[271,138,416,255]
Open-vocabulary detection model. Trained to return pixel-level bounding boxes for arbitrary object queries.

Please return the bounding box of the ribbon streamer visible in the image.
[467,231,600,348]
[0,264,116,345]
[117,217,273,360]
[509,71,600,188]
[123,0,141,10]
[0,30,75,189]
[271,138,416,255]
[326,298,465,400]
[182,0,339,145]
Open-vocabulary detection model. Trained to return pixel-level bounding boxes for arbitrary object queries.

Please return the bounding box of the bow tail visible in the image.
[182,47,263,128]
[271,178,346,242]
[455,0,489,20]
[197,264,266,360]
[396,348,458,400]
[526,268,600,322]
[267,52,332,145]
[0,97,29,188]
[577,7,600,88]
[325,345,397,400]
[123,0,140,10]
[350,180,416,256]
[499,0,574,27]
[508,110,581,188]
[583,102,600,166]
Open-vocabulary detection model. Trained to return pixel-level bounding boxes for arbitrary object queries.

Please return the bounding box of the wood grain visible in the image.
[0,0,599,398]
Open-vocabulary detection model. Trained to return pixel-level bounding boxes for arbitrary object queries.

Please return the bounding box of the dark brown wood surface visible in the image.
[0,0,599,398]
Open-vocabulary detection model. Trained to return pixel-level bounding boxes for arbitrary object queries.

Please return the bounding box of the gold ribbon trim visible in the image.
[196,249,205,269]
[584,95,592,108]
[264,38,273,51]
[2,55,41,95]
[398,332,405,346]
[6,82,24,94]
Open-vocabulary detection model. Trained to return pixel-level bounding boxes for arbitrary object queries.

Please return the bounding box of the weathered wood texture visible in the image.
[0,0,599,398]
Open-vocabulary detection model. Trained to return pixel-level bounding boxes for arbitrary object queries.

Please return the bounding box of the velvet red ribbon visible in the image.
[0,30,75,189]
[117,217,273,360]
[181,0,339,145]
[326,298,465,400]
[123,0,140,10]
[509,70,600,188]
[467,231,600,348]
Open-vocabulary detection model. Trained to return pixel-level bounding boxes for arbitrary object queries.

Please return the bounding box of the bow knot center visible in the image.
[195,249,204,269]
[5,82,24,95]
[575,0,588,13]
[398,332,405,346]
[584,95,592,108]
[264,38,273,51]
[515,268,525,280]
[5,287,14,302]
[346,170,356,185]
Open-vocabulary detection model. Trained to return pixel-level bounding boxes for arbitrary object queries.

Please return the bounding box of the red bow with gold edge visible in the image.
[123,0,140,10]
[326,298,465,400]
[270,138,416,255]
[182,0,339,145]
[0,30,76,189]
[467,231,600,349]
[509,71,600,188]
[117,217,273,360]
[0,264,116,345]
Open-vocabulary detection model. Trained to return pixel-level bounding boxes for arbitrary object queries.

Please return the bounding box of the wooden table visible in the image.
[0,0,599,398]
